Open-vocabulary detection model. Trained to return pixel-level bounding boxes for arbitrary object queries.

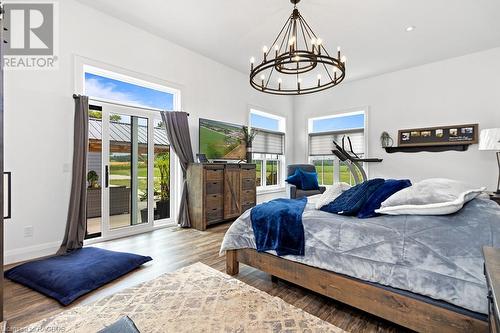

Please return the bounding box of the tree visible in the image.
[154,153,170,201]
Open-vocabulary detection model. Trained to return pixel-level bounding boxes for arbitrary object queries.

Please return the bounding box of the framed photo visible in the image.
[397,124,478,147]
[4,172,11,219]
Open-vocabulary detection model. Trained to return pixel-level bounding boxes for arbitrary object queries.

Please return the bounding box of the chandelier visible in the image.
[249,0,346,95]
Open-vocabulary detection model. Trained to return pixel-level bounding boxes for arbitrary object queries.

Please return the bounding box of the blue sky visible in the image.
[85,73,174,110]
[312,113,364,133]
[250,113,280,131]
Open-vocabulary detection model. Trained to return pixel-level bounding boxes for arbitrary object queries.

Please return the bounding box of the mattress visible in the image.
[220,197,500,314]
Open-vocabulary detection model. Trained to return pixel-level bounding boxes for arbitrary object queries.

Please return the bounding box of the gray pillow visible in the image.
[375,178,485,215]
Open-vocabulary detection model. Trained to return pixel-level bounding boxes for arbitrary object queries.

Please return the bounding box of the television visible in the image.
[199,118,246,160]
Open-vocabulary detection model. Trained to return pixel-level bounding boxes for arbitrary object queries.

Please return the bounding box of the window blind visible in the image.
[253,129,285,155]
[309,129,364,156]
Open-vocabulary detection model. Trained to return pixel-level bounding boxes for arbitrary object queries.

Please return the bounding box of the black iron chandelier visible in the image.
[249,0,346,95]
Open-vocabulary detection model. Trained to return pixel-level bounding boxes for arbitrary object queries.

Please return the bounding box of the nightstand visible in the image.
[483,247,500,333]
[490,193,500,205]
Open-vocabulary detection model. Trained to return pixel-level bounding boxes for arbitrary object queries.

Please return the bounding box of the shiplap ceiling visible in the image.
[76,0,500,81]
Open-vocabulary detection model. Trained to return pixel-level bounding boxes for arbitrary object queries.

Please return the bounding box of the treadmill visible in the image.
[332,136,383,184]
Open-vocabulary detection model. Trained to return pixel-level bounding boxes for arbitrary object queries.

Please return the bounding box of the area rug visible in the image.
[24,262,346,332]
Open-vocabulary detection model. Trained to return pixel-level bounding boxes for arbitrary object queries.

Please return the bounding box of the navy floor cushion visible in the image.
[5,247,152,305]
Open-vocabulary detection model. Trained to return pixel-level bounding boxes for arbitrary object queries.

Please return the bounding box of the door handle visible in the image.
[105,165,109,188]
[4,172,11,219]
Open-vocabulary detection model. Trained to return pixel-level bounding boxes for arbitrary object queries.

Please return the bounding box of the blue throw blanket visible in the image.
[250,197,307,256]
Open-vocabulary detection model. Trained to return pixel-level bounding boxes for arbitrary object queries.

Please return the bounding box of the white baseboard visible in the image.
[5,241,61,265]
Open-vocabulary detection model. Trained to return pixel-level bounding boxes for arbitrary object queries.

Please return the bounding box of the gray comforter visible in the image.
[220,198,500,314]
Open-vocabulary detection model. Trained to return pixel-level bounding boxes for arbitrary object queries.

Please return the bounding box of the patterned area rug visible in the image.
[24,262,346,332]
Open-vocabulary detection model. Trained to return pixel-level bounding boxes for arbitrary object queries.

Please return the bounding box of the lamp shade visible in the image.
[479,128,500,151]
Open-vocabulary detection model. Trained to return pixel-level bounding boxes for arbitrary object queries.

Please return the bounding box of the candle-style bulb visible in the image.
[341,55,347,63]
[260,74,265,80]
[316,38,323,46]
[250,57,255,64]
[262,45,268,53]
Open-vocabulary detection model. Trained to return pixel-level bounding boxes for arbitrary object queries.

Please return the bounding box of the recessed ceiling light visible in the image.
[406,26,416,32]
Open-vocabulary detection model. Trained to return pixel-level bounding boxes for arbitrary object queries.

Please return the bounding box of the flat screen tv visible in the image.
[199,118,246,160]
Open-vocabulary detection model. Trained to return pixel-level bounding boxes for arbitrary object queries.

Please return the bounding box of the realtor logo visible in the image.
[3,1,59,69]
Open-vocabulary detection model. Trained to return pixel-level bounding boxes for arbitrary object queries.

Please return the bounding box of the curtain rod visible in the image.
[72,94,189,116]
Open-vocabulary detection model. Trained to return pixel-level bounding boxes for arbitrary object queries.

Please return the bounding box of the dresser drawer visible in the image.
[241,169,256,180]
[241,178,255,190]
[206,193,223,210]
[205,208,223,224]
[206,168,223,181]
[206,180,223,195]
[241,203,255,213]
[241,189,255,202]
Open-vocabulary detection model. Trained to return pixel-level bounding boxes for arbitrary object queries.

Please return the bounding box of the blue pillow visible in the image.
[286,169,302,188]
[321,178,385,216]
[357,179,412,218]
[299,169,319,191]
[5,247,152,305]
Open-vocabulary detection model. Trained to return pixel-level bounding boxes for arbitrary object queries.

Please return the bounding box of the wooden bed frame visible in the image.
[226,248,488,333]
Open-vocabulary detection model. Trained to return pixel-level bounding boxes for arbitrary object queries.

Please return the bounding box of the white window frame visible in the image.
[74,56,183,244]
[249,108,286,192]
[307,108,368,186]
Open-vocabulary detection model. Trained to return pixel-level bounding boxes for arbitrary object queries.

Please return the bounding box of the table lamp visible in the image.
[479,128,500,194]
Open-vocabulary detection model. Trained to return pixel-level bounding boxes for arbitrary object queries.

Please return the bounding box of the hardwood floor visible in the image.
[4,223,411,333]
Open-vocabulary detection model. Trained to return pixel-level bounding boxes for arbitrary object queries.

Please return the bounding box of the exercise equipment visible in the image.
[332,136,383,185]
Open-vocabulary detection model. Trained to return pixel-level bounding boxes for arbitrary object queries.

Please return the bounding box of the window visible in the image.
[82,64,181,241]
[249,109,285,190]
[308,111,365,186]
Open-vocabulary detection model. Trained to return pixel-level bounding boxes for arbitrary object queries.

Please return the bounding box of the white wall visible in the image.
[4,0,293,264]
[294,47,500,190]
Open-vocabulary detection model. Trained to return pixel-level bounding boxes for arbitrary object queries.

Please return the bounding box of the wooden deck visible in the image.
[4,223,410,333]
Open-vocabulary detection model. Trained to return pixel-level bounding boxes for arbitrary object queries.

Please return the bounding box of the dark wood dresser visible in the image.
[483,246,500,333]
[187,163,256,231]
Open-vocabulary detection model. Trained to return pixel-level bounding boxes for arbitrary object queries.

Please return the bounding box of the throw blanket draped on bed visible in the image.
[251,197,307,256]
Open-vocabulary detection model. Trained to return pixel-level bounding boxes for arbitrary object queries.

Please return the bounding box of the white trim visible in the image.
[257,186,286,195]
[84,223,173,247]
[5,241,61,265]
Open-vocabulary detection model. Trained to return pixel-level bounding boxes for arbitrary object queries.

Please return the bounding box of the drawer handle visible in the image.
[212,182,218,185]
[212,208,218,211]
[212,194,218,198]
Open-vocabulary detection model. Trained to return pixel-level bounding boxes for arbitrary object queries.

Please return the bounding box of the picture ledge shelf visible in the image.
[384,144,471,153]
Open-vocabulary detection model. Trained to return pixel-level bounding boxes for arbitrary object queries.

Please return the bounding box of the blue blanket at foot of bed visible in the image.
[250,197,307,256]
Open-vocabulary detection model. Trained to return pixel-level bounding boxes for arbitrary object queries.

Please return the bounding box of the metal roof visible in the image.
[88,118,169,146]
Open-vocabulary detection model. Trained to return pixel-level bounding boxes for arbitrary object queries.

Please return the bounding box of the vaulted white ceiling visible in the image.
[76,0,500,81]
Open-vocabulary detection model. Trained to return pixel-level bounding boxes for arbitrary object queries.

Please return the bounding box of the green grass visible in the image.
[199,126,241,159]
[314,164,356,185]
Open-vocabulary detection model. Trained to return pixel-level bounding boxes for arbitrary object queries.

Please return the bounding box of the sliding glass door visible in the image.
[86,101,175,240]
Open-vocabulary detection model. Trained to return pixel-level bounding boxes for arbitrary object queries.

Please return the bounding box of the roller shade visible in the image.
[253,129,285,155]
[309,129,364,156]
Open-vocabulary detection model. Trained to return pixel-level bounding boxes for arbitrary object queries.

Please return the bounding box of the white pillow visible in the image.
[315,182,352,210]
[375,178,486,215]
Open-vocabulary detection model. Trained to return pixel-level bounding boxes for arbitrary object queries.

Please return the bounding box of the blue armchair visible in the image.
[287,164,326,199]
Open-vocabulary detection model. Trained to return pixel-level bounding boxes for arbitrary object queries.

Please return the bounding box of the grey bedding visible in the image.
[220,198,500,314]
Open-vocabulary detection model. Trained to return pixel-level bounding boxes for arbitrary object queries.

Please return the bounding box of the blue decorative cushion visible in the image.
[357,179,412,219]
[286,169,302,188]
[5,247,152,306]
[321,178,385,216]
[298,169,320,191]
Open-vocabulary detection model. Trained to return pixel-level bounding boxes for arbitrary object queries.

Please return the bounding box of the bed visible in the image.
[221,196,500,333]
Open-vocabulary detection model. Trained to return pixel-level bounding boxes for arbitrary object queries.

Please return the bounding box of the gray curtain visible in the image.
[161,111,194,228]
[57,95,89,254]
